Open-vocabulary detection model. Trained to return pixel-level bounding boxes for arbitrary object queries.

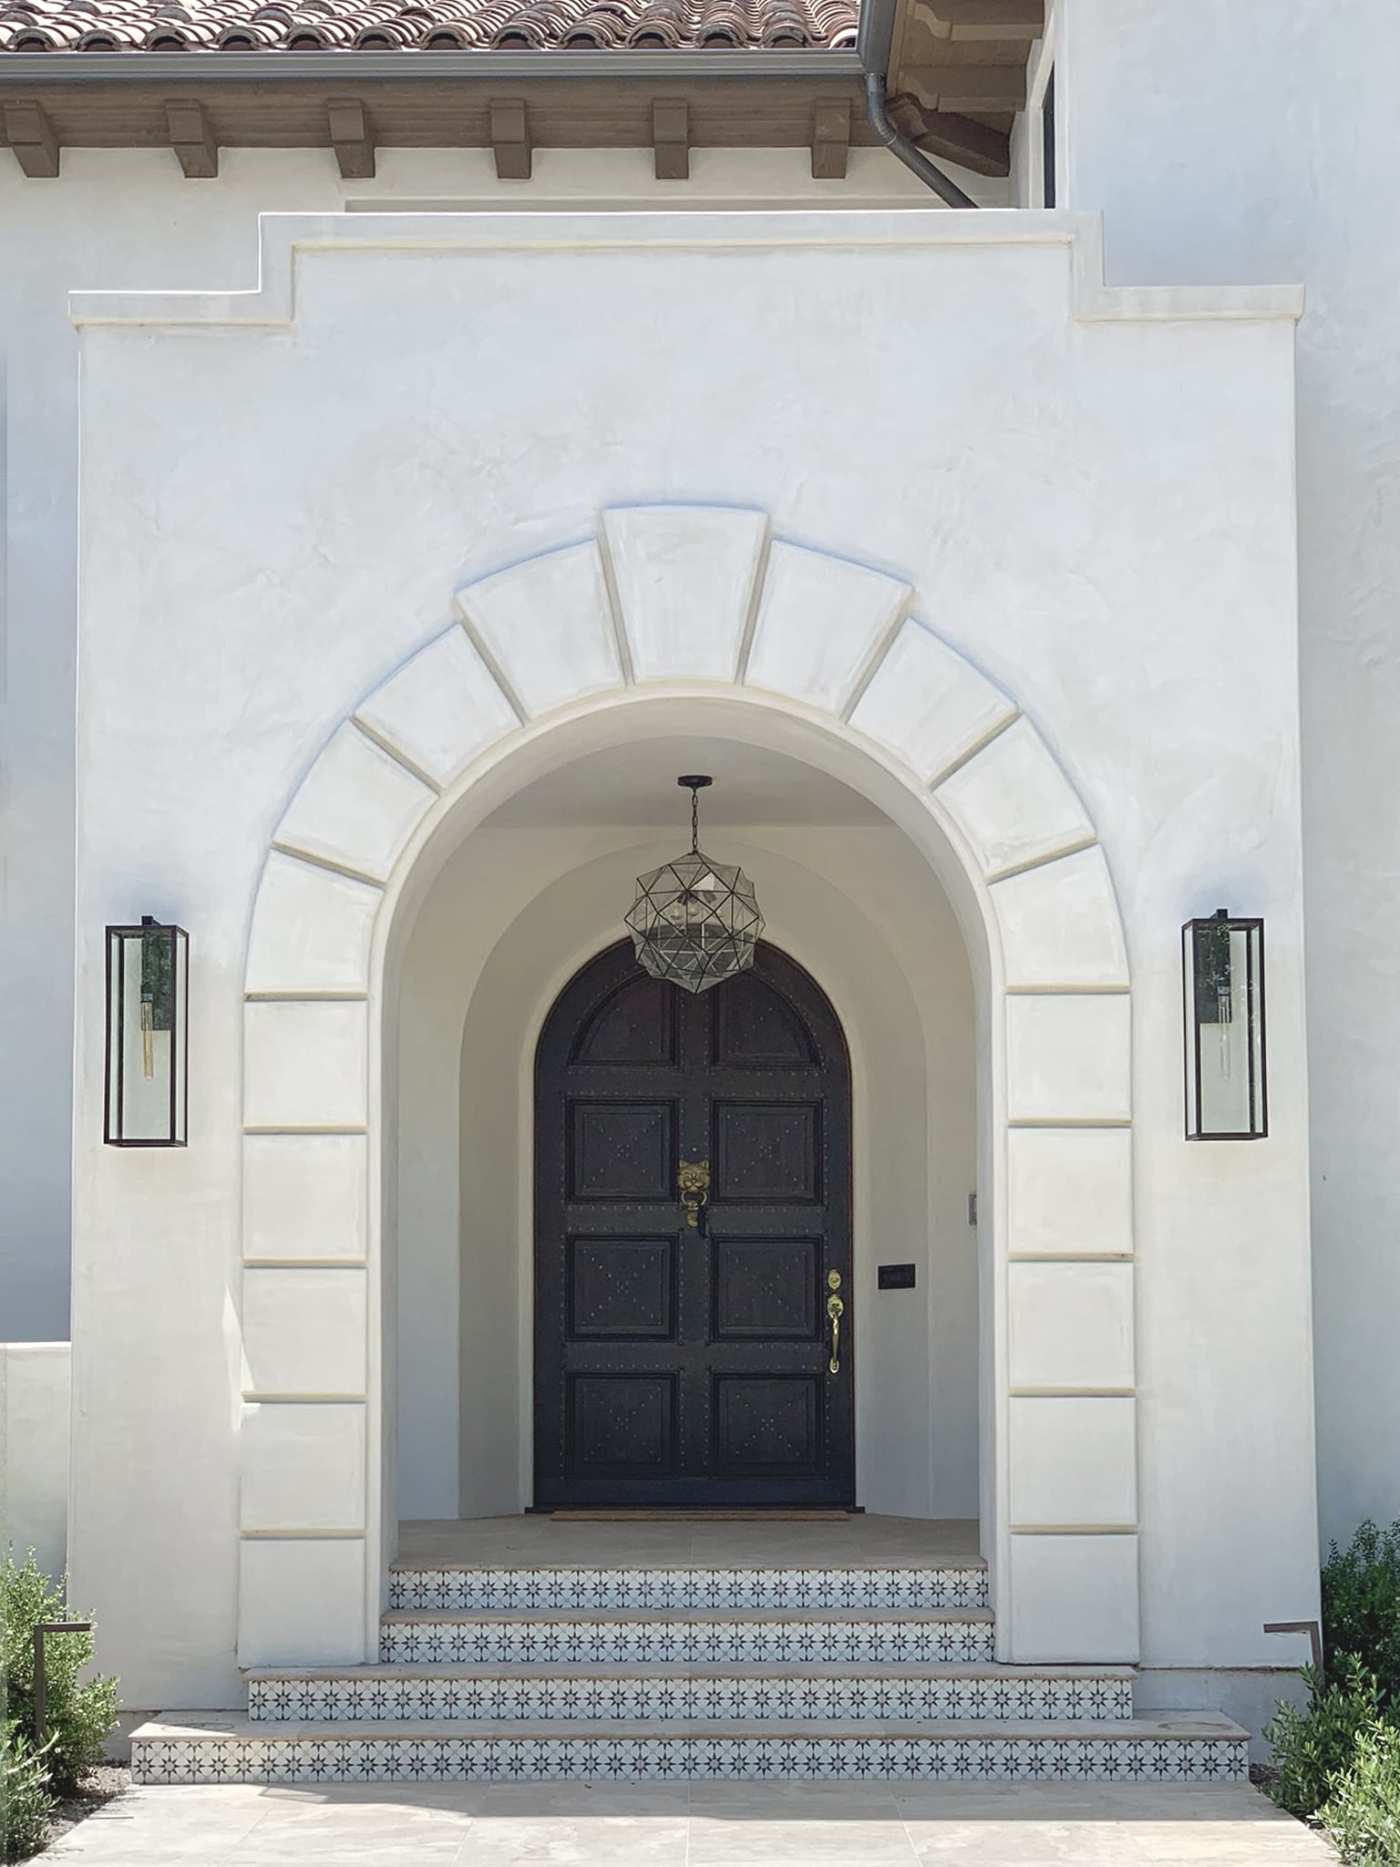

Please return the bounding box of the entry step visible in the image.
[246,1662,1135,1724]
[131,1709,1249,1784]
[388,1564,989,1612]
[379,1609,997,1666]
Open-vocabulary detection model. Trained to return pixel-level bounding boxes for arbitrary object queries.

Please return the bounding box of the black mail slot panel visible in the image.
[877,1263,916,1290]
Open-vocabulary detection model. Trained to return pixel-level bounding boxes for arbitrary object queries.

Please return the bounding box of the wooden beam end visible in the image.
[165,99,218,179]
[652,99,689,180]
[3,100,59,178]
[328,95,375,180]
[490,98,532,180]
[811,98,850,179]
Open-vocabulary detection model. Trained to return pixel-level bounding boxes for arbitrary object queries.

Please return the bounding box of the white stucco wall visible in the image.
[1061,0,1400,1553]
[0,1342,70,1582]
[395,821,977,1525]
[0,142,1001,1349]
[61,209,1316,1703]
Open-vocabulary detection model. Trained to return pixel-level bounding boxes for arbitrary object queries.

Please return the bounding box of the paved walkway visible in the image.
[46,1780,1338,1864]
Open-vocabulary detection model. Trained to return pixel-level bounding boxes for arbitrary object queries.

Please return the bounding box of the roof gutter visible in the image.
[855,0,976,208]
[0,0,975,210]
[0,46,864,81]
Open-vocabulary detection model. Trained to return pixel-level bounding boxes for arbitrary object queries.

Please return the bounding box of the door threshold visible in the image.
[540,1509,861,1522]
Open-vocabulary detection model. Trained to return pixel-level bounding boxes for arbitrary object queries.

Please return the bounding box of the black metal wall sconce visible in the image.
[104,917,189,1146]
[1182,908,1267,1140]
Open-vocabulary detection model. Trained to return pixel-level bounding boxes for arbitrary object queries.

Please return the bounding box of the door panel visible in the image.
[712,1373,822,1476]
[535,938,853,1508]
[566,1236,678,1341]
[567,1373,678,1476]
[566,1100,678,1202]
[712,1100,822,1204]
[711,1236,821,1340]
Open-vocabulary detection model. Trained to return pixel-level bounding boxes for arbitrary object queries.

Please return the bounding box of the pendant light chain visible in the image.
[691,784,700,853]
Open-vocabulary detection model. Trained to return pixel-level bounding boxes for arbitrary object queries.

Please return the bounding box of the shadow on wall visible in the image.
[0,1342,70,1582]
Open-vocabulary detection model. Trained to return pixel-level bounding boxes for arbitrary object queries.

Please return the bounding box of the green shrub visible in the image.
[1265,1657,1387,1820]
[1325,1520,1400,1706]
[1320,1720,1400,1866]
[1,1721,55,1864]
[1,1553,117,1798]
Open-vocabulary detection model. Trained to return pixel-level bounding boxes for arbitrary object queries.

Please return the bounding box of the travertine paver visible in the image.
[45,1779,1337,1865]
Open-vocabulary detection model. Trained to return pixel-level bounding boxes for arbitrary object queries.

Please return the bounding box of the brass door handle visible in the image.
[826,1269,843,1375]
[678,1159,710,1233]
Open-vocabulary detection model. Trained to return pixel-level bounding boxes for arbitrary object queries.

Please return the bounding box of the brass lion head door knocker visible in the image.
[678,1158,711,1234]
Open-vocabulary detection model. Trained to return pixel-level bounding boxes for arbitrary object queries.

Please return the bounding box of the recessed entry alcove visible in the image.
[238,507,1138,1669]
[392,734,980,1529]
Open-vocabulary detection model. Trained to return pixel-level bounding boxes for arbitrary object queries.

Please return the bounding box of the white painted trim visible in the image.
[70,210,1303,328]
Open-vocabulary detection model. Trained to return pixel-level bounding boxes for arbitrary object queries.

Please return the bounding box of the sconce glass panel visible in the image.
[1182,911,1266,1140]
[104,920,189,1146]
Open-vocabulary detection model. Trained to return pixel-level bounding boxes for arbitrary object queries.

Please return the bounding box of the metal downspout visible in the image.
[863,70,977,209]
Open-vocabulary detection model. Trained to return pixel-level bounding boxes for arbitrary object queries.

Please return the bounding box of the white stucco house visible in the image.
[1,0,1395,1788]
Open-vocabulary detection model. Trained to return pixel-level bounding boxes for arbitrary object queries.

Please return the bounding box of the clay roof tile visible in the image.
[0,0,855,51]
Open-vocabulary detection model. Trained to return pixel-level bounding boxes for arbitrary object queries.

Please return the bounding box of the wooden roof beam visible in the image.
[3,99,58,175]
[652,98,688,179]
[899,62,1025,113]
[908,0,1042,42]
[165,97,217,176]
[489,97,530,178]
[811,97,850,178]
[888,91,1008,176]
[328,95,375,178]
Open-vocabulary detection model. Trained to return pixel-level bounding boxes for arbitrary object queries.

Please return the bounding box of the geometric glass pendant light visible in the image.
[625,775,764,994]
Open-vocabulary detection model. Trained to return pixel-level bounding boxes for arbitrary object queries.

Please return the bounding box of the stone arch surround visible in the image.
[237,504,1138,1670]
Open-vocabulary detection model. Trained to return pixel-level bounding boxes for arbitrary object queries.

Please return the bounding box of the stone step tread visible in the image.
[135,1711,1246,1742]
[381,1606,996,1625]
[246,1661,1132,1682]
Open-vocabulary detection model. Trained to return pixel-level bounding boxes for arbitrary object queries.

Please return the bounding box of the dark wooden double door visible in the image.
[534,939,853,1509]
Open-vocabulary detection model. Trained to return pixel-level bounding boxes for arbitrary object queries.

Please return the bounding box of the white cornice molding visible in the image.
[68,208,1305,328]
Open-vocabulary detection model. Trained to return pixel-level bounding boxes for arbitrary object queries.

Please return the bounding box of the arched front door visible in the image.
[534,938,853,1509]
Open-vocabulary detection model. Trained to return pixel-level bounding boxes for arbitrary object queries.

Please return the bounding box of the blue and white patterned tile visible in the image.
[386,1564,991,1614]
[133,1731,1248,1785]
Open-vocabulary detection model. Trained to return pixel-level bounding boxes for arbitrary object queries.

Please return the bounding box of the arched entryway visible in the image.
[237,503,1138,1670]
[534,938,854,1509]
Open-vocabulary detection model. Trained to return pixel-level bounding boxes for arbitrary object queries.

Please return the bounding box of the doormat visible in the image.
[546,1510,854,1523]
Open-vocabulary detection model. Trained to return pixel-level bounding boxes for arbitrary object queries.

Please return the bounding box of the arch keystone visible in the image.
[744,540,910,714]
[456,540,622,719]
[603,505,767,685]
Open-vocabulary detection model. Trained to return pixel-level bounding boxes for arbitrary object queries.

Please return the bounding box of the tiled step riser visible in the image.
[388,1567,989,1613]
[133,1734,1247,1786]
[381,1621,997,1666]
[249,1676,1134,1725]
